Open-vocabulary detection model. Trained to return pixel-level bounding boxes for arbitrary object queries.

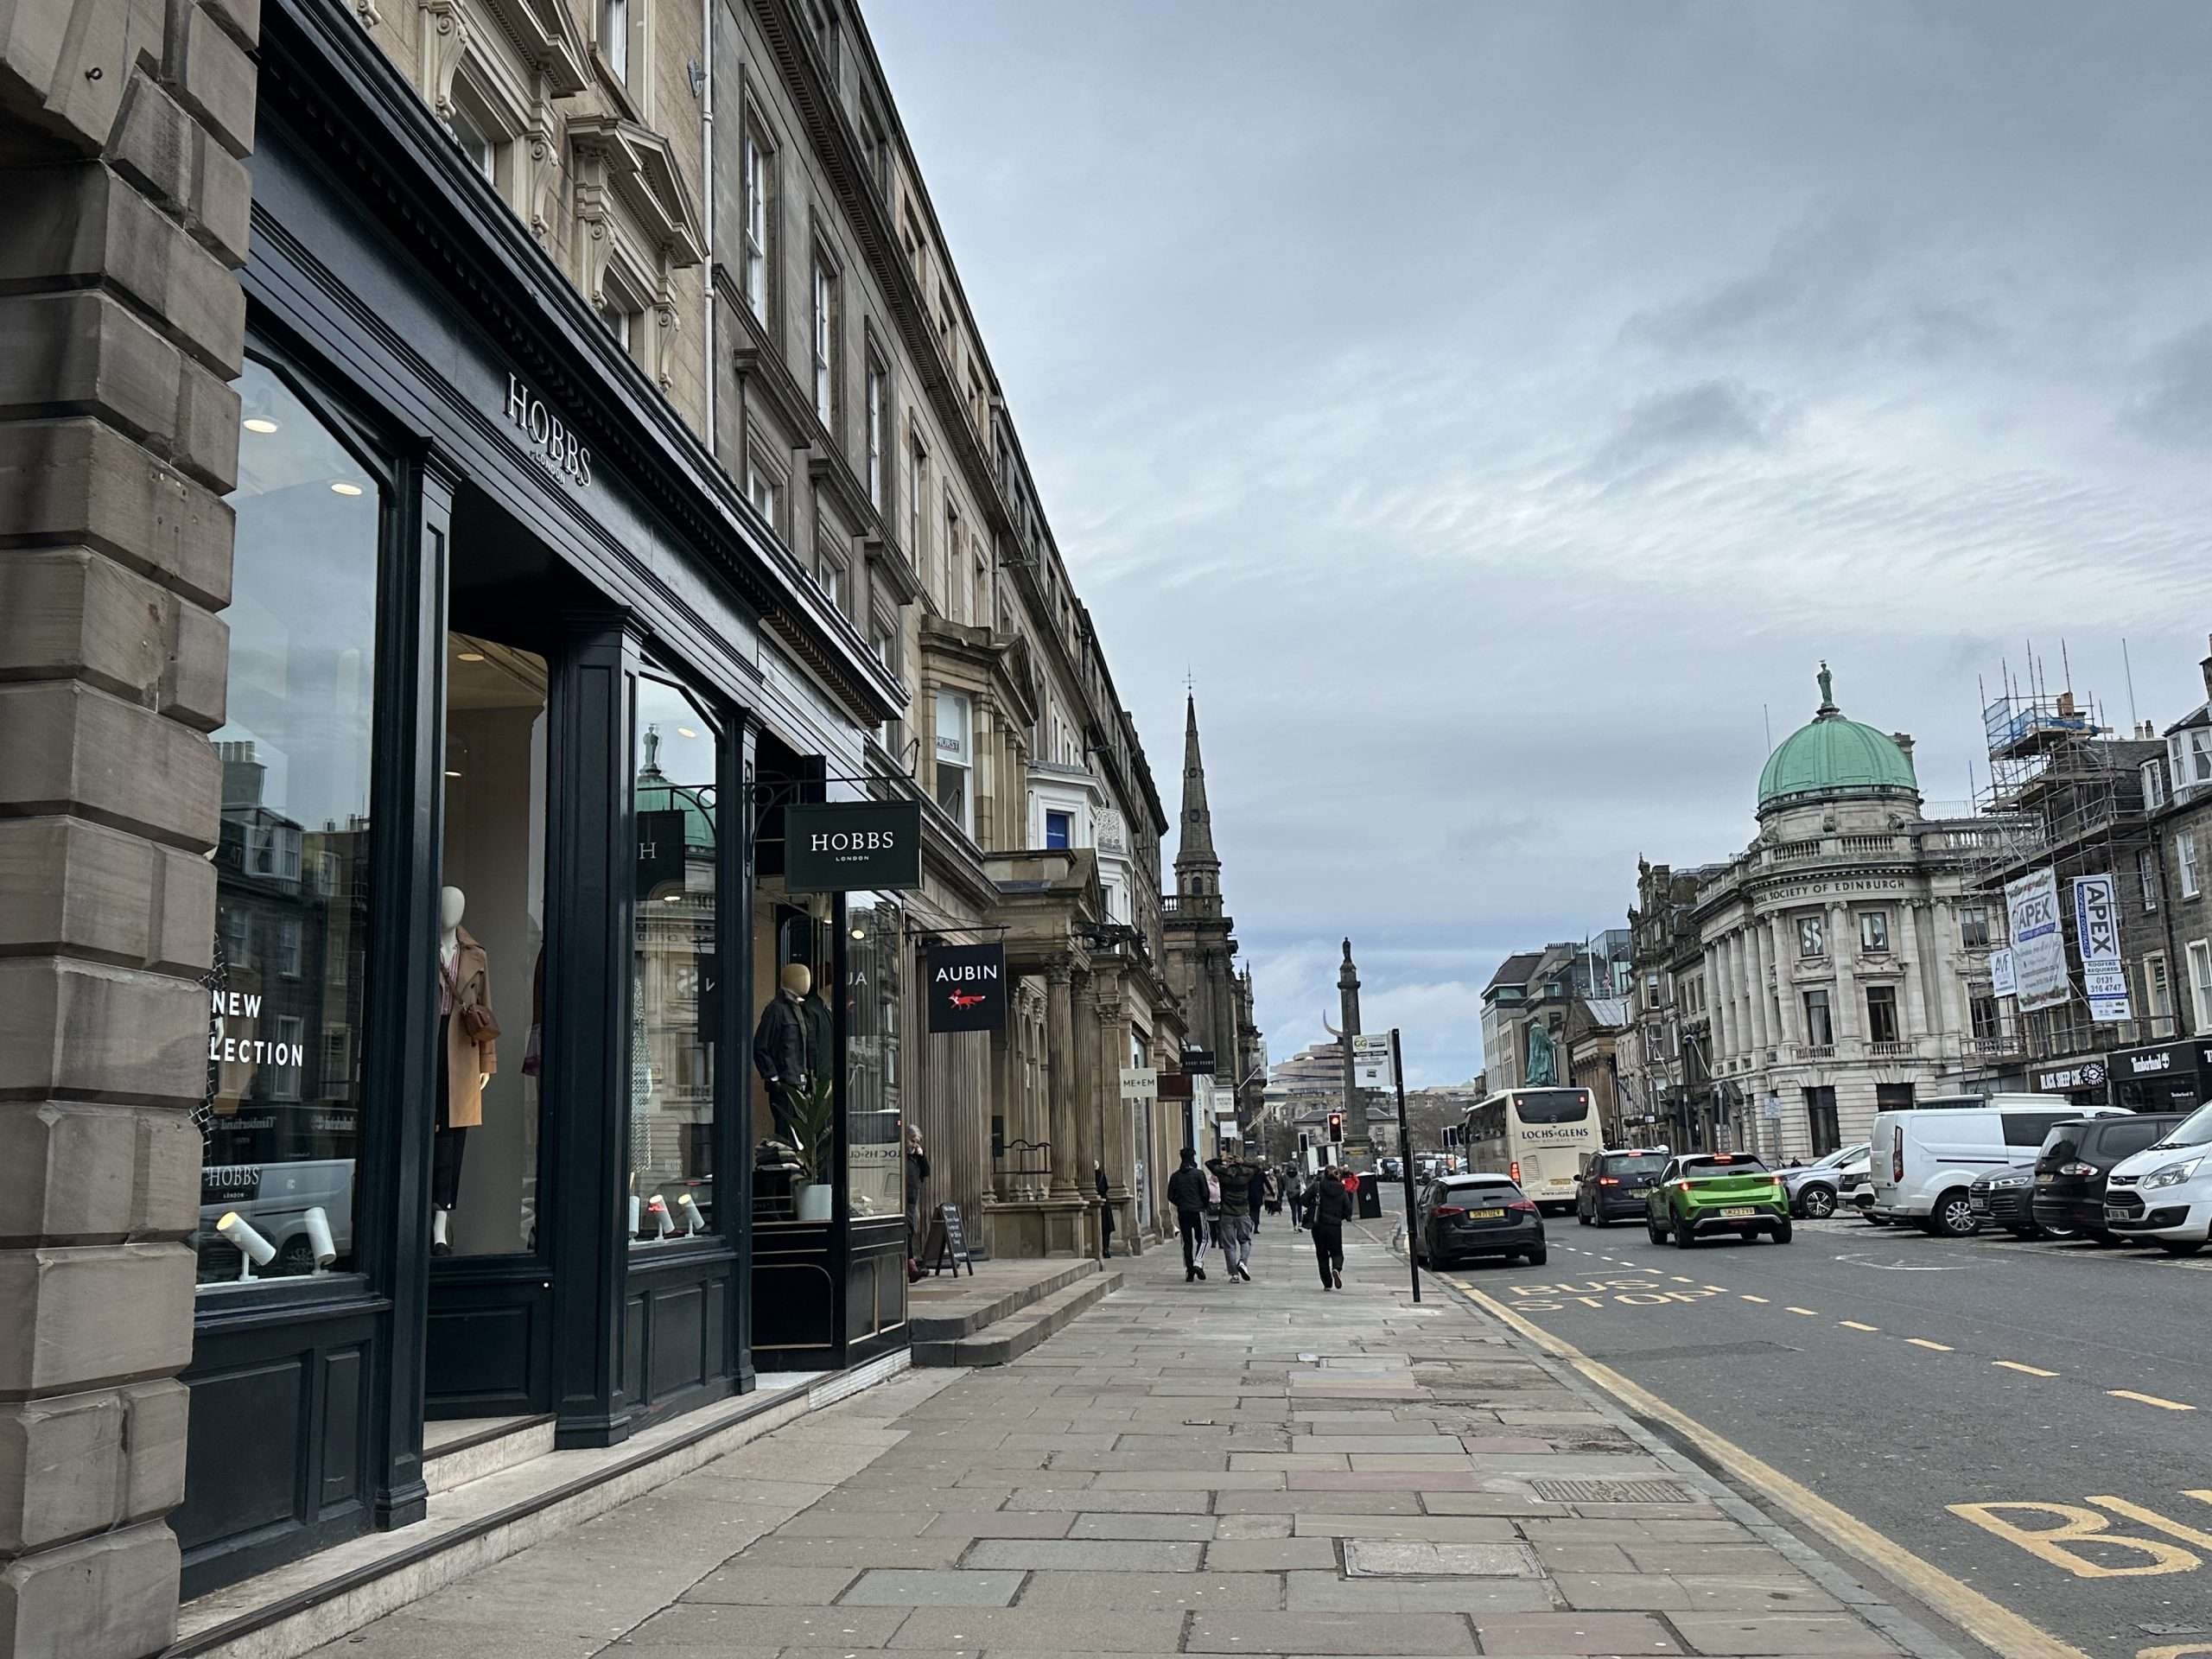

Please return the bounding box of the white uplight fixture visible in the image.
[645,1194,676,1239]
[302,1206,338,1269]
[216,1211,276,1281]
[676,1193,705,1236]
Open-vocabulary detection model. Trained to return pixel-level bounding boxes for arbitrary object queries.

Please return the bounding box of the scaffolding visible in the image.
[1957,653,2171,1069]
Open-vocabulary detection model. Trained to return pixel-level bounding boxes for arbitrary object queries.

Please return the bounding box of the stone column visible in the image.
[1831,903,1859,1043]
[1931,899,1964,1039]
[1747,925,1771,1058]
[1046,964,1079,1198]
[0,3,255,1651]
[1770,918,1802,1049]
[1705,948,1726,1064]
[1898,904,1930,1040]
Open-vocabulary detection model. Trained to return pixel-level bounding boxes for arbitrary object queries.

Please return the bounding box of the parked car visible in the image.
[1575,1148,1670,1226]
[1784,1143,1868,1219]
[1967,1158,2044,1237]
[2033,1114,2183,1243]
[1834,1155,1878,1218]
[1646,1152,1791,1248]
[2104,1102,2212,1255]
[1414,1173,1547,1268]
[1869,1099,2124,1236]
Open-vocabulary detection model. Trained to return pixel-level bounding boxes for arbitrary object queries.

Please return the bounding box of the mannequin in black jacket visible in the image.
[752,963,817,1145]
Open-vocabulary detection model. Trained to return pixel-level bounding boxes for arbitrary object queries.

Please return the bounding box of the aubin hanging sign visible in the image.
[926,942,1007,1033]
[785,800,922,893]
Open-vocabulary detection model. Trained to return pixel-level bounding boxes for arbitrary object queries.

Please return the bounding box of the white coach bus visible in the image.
[1461,1087,1599,1214]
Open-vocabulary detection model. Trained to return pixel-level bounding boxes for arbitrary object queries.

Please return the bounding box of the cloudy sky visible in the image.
[868,2,2212,1086]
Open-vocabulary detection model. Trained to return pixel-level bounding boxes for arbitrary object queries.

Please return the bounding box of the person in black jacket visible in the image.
[1165,1147,1211,1281]
[1245,1163,1268,1233]
[905,1124,929,1282]
[1312,1166,1355,1290]
[1095,1161,1116,1258]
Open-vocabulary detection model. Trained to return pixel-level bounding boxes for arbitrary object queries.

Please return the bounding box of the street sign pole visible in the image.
[1391,1027,1421,1304]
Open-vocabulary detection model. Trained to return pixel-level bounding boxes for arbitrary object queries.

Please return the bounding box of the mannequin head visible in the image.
[779,962,812,998]
[439,887,466,933]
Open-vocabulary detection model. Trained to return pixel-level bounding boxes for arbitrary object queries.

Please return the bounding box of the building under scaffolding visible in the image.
[1962,671,2171,1100]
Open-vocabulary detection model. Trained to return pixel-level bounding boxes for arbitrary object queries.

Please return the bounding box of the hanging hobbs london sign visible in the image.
[505,373,592,486]
[785,801,923,893]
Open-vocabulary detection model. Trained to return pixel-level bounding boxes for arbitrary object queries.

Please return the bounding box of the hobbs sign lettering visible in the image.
[925,942,1006,1033]
[505,373,592,486]
[785,800,922,893]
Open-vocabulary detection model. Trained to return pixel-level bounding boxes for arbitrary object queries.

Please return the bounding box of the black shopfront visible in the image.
[174,0,910,1598]
[2107,1039,2212,1115]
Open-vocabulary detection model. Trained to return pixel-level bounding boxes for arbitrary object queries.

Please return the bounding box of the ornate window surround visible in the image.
[569,114,705,394]
[417,0,588,242]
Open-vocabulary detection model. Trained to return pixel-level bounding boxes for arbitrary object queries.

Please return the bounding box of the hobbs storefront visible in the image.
[175,0,913,1599]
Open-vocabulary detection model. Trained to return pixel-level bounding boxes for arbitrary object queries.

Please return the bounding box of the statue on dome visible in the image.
[1817,662,1835,710]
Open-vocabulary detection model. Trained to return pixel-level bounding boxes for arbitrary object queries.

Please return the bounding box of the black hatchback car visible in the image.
[1414,1174,1547,1269]
[2033,1113,2183,1241]
[1576,1149,1669,1226]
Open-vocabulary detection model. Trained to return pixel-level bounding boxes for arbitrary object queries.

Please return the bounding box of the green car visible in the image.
[1646,1152,1792,1248]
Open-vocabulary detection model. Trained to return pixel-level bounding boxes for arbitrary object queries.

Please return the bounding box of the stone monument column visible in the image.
[0,2,256,1651]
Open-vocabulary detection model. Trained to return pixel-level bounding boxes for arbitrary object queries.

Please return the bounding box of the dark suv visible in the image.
[2034,1113,2183,1242]
[1576,1149,1670,1227]
[1414,1174,1547,1268]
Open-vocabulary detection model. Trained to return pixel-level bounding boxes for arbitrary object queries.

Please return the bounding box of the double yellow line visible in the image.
[1445,1273,2094,1659]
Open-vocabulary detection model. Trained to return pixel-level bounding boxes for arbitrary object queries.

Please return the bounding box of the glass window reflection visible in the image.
[631,679,720,1241]
[200,358,380,1290]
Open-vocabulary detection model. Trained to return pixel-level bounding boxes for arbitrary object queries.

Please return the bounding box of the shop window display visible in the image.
[436,636,549,1255]
[845,893,904,1225]
[753,886,833,1219]
[632,679,721,1239]
[199,359,380,1289]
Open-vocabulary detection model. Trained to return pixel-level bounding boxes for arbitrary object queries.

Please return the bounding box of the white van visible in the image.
[1869,1097,2123,1236]
[2104,1101,2212,1254]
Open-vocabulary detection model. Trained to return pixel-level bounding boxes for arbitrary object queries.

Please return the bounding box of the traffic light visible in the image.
[1328,1112,1344,1145]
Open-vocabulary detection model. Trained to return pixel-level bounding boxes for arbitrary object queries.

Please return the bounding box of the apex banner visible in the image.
[2070,873,2133,1023]
[925,942,1006,1033]
[2005,869,2069,1013]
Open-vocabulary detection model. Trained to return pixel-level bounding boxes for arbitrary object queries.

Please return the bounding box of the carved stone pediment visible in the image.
[568,115,704,268]
[479,0,590,92]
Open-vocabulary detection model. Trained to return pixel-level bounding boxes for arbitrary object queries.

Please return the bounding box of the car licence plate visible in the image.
[1467,1208,1505,1220]
[1719,1206,1756,1219]
[1969,1196,1989,1211]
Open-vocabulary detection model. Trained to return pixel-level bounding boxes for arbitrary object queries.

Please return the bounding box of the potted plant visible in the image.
[789,1071,837,1222]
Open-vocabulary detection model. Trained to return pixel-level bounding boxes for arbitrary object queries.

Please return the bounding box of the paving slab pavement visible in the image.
[308,1215,1977,1657]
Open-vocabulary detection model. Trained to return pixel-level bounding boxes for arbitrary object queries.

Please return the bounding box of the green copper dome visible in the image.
[1756,664,1920,817]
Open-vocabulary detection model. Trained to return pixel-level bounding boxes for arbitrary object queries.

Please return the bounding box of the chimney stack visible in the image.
[2200,632,2212,702]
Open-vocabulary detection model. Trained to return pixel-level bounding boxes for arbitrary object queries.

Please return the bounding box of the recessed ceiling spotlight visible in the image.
[330,481,364,496]
[243,417,279,435]
[677,726,699,738]
[457,651,486,662]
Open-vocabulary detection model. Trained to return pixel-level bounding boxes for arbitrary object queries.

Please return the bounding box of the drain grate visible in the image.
[1530,1477,1694,1504]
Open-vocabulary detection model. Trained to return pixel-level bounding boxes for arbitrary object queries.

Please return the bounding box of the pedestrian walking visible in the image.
[1166,1147,1210,1281]
[1245,1162,1267,1234]
[905,1123,929,1283]
[1215,1160,1255,1281]
[1264,1168,1282,1217]
[1312,1163,1354,1290]
[1095,1161,1116,1258]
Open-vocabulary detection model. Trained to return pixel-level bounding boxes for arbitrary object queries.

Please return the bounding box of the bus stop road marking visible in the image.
[1452,1278,2095,1659]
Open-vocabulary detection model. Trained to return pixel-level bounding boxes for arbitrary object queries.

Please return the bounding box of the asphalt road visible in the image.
[1420,1197,2212,1659]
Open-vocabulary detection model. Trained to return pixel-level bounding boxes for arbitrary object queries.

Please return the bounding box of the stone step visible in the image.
[908,1257,1103,1343]
[423,1414,556,1497]
[912,1268,1122,1367]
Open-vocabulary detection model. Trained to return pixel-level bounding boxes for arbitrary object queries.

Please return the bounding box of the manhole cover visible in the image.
[1344,1541,1543,1579]
[1529,1478,1694,1504]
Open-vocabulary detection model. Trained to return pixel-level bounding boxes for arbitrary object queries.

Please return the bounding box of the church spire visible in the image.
[1175,693,1221,897]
